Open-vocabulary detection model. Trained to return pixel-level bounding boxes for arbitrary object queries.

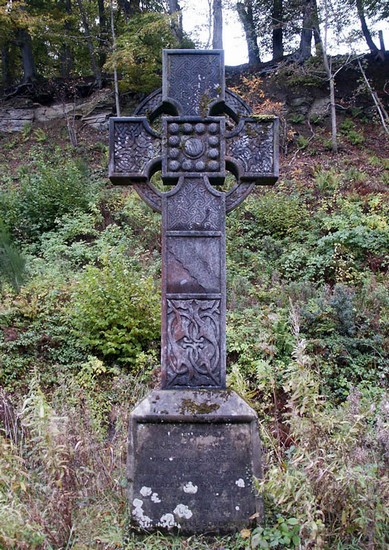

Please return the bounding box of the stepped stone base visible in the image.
[128,389,262,534]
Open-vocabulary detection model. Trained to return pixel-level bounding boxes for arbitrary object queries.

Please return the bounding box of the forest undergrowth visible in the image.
[0,98,388,549]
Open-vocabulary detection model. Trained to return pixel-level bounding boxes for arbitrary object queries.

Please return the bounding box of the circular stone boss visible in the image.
[183,138,204,159]
[168,135,180,146]
[195,123,206,134]
[169,123,180,134]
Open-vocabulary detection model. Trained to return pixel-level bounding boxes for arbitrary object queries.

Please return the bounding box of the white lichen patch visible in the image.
[140,486,152,497]
[183,481,198,494]
[174,504,193,519]
[235,478,245,488]
[132,498,152,529]
[151,492,161,503]
[158,513,176,528]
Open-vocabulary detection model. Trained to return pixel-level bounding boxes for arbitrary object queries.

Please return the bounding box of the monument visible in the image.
[109,49,278,533]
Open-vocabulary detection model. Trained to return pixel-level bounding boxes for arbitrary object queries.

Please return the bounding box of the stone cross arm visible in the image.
[109,114,279,189]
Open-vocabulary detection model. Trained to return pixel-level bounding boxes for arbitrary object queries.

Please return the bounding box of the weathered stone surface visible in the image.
[35,103,75,122]
[308,97,330,120]
[128,390,263,533]
[81,111,111,131]
[0,88,113,133]
[0,108,34,132]
[108,49,279,535]
[109,51,278,393]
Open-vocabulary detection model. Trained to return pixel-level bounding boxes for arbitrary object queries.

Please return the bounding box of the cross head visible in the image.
[109,50,279,390]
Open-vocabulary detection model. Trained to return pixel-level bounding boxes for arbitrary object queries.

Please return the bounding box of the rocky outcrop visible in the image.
[0,89,114,133]
[0,108,35,132]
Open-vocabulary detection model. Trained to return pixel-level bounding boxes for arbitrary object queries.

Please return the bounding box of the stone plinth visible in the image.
[128,389,262,533]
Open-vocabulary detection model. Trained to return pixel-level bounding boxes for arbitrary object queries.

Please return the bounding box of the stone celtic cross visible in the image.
[109,49,279,534]
[109,49,278,391]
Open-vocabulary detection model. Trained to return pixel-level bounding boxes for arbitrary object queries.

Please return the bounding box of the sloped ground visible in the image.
[0,72,388,549]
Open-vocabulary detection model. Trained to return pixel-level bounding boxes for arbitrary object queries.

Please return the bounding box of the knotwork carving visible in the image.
[113,120,161,175]
[164,52,223,116]
[166,299,221,388]
[226,120,275,176]
[166,179,222,231]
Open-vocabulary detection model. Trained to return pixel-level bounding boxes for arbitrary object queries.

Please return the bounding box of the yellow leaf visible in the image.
[240,528,251,539]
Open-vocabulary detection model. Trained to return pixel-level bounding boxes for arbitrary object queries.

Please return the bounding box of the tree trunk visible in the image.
[212,0,223,50]
[312,0,322,56]
[356,0,378,53]
[299,0,313,61]
[322,0,337,153]
[168,0,184,44]
[110,0,121,116]
[16,29,37,83]
[236,1,261,66]
[98,0,108,66]
[60,0,73,78]
[76,0,102,88]
[272,0,283,61]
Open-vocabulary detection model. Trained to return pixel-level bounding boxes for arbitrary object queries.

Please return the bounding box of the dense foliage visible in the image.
[0,100,388,548]
[0,0,387,91]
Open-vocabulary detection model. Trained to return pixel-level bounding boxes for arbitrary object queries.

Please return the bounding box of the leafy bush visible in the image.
[0,275,84,391]
[301,284,388,400]
[0,151,102,241]
[340,119,365,145]
[70,256,160,365]
[232,190,310,241]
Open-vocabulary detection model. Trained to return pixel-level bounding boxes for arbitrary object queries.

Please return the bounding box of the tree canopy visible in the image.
[0,0,387,92]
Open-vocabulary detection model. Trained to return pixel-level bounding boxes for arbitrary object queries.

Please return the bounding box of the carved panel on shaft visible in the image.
[166,179,223,231]
[166,236,221,294]
[165,299,221,388]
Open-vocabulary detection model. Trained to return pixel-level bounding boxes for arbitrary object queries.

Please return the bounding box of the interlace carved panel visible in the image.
[113,120,161,175]
[165,299,221,388]
[166,179,222,231]
[226,120,275,176]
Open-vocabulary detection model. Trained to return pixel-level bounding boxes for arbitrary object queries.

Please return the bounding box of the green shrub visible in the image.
[258,310,388,548]
[71,256,160,365]
[0,152,102,241]
[228,190,310,241]
[314,168,341,192]
[301,284,388,400]
[316,198,389,269]
[0,275,84,391]
[288,113,305,124]
[339,119,365,145]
